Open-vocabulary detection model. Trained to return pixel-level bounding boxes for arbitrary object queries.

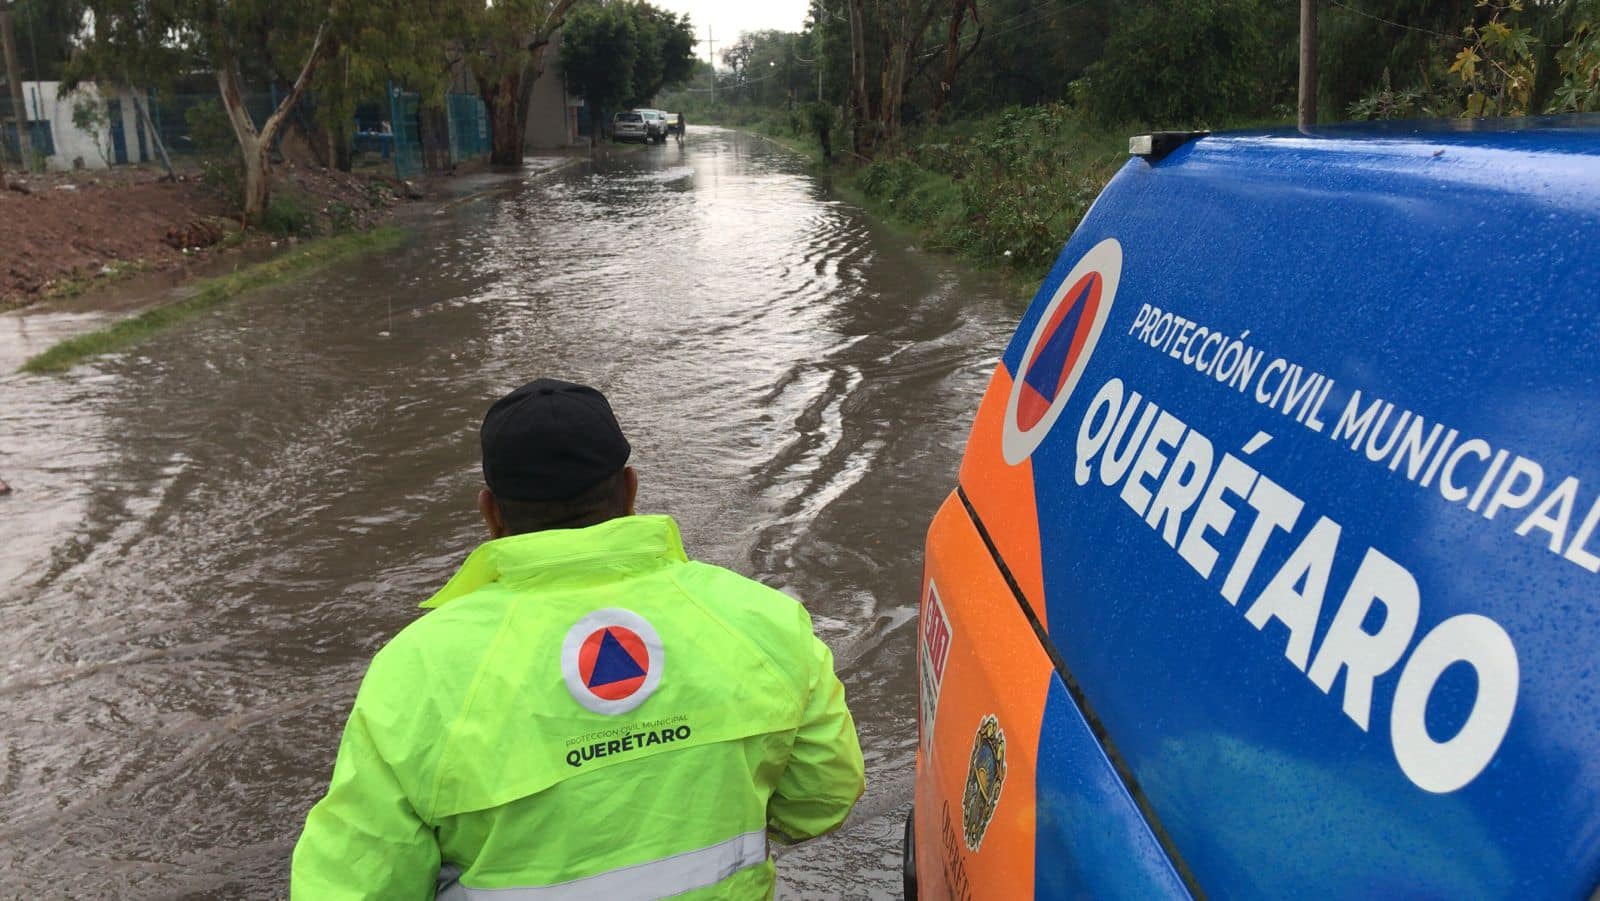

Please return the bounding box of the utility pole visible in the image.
[1298,0,1318,130]
[705,26,716,105]
[0,0,34,170]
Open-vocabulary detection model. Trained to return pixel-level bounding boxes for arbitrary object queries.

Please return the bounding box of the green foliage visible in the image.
[1449,0,1539,117]
[559,2,695,116]
[1348,69,1437,120]
[9,0,88,82]
[1550,0,1600,111]
[941,0,1116,117]
[314,0,470,160]
[1075,0,1293,127]
[326,202,357,234]
[719,30,813,107]
[799,100,836,156]
[850,105,1125,274]
[262,193,318,238]
[561,3,639,119]
[69,96,113,166]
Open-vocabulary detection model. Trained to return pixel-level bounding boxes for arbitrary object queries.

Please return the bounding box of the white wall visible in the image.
[21,81,150,171]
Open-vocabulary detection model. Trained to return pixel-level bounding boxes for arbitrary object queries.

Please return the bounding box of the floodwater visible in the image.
[0,128,1021,898]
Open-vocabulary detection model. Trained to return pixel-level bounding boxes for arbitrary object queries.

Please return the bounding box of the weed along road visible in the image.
[0,127,1018,897]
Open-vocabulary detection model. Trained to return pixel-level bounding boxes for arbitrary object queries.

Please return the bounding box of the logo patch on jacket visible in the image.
[562,608,664,715]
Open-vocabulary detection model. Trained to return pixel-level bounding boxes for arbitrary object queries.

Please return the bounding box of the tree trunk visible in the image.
[879,41,909,146]
[846,0,870,157]
[931,0,977,121]
[487,71,522,166]
[243,141,269,221]
[0,3,34,169]
[214,22,329,223]
[876,0,943,148]
[478,0,581,169]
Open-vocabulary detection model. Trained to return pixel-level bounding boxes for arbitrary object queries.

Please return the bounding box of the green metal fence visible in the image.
[446,92,490,164]
[388,84,424,179]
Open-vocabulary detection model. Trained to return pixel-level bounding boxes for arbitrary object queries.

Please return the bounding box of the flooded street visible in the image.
[0,128,1019,898]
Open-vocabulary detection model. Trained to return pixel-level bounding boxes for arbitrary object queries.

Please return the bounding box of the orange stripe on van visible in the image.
[958,366,1048,627]
[917,491,1050,900]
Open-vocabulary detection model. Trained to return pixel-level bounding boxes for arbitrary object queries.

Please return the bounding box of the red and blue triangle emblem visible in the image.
[578,626,651,701]
[1017,271,1102,432]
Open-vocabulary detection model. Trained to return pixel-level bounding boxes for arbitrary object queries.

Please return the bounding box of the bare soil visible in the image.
[0,162,407,310]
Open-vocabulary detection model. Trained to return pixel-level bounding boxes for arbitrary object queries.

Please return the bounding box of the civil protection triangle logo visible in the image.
[562,608,664,715]
[1001,237,1123,465]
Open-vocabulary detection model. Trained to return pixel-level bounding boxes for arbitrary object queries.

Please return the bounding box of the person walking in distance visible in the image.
[676,111,686,145]
[292,378,865,900]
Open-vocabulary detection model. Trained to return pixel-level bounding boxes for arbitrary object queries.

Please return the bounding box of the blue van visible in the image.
[908,117,1600,899]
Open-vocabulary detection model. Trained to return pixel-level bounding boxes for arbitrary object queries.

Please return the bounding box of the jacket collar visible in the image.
[420,514,688,609]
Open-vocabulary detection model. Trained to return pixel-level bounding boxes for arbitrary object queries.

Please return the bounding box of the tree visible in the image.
[310,0,470,172]
[627,5,694,105]
[1076,0,1292,126]
[931,0,982,120]
[8,0,88,82]
[465,0,584,167]
[560,3,638,147]
[70,0,339,222]
[560,2,695,144]
[0,1,33,169]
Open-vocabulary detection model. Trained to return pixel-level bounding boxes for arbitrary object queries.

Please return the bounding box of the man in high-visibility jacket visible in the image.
[292,378,865,900]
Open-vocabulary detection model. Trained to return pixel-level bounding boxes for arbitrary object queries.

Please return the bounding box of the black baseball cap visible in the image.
[480,379,632,501]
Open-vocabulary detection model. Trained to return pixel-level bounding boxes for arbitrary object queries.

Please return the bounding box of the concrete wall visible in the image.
[524,30,583,149]
[21,81,151,171]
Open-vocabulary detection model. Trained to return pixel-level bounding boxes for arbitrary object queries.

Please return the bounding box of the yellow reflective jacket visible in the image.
[291,515,864,900]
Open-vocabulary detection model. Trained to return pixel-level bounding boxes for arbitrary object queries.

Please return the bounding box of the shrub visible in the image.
[326,202,356,234]
[850,104,1126,273]
[261,193,317,238]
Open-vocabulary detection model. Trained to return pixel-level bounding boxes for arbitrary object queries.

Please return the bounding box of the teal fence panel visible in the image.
[446,92,490,164]
[389,84,424,179]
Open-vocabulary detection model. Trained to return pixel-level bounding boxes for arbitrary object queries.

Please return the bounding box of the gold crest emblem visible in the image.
[961,714,1006,851]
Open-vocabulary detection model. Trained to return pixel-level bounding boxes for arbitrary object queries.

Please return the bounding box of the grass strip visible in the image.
[21,226,409,374]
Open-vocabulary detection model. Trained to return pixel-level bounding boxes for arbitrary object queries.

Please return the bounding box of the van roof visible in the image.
[1163,113,1600,164]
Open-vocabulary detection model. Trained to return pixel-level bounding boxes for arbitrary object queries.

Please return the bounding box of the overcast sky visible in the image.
[652,0,813,65]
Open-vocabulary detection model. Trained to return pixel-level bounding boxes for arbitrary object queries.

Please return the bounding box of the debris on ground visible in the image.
[0,163,410,310]
[164,216,241,250]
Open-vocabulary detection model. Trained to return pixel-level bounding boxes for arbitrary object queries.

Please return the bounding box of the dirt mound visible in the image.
[0,170,226,305]
[0,163,405,309]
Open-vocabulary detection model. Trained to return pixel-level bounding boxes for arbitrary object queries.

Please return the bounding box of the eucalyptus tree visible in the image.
[70,0,340,221]
[465,0,584,166]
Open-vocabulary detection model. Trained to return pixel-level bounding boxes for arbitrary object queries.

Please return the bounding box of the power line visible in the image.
[1324,0,1467,44]
[916,0,1092,62]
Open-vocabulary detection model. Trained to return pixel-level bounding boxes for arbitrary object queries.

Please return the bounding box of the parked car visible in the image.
[636,109,670,143]
[662,112,682,135]
[907,119,1600,900]
[612,111,648,143]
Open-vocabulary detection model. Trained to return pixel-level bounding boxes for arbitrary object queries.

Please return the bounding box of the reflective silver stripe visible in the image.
[436,830,768,901]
